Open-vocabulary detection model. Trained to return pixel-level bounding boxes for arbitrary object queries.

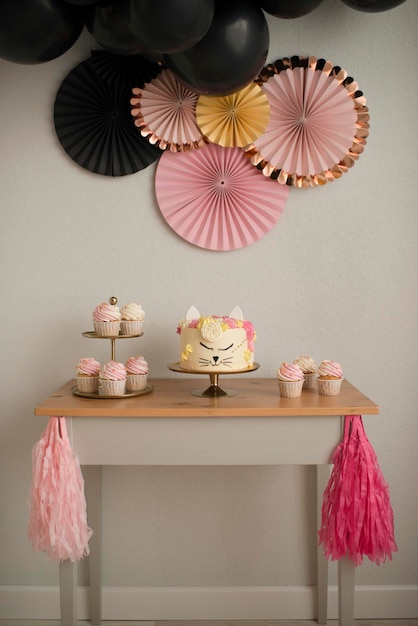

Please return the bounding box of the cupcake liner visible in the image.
[76,375,99,393]
[277,379,304,398]
[120,320,144,336]
[94,320,121,337]
[317,377,343,396]
[303,373,317,389]
[126,373,148,391]
[99,378,126,396]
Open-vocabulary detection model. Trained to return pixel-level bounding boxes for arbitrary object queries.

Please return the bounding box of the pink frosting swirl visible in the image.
[125,355,148,375]
[277,362,304,382]
[100,360,127,381]
[76,357,100,376]
[317,360,343,378]
[93,302,121,322]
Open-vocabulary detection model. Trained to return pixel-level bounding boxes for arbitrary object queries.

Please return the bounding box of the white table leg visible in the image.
[59,559,77,626]
[316,464,330,625]
[84,465,102,625]
[338,554,355,626]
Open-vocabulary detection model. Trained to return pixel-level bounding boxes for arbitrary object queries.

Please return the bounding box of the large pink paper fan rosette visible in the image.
[246,56,370,188]
[155,143,289,251]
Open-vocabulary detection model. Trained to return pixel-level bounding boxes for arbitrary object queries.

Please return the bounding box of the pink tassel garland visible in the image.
[318,414,398,566]
[27,416,92,562]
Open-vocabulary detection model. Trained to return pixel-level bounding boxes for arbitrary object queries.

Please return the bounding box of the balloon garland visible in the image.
[0,0,410,69]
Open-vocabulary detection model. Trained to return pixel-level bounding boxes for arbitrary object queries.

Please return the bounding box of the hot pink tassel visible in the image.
[318,414,397,566]
[28,416,92,562]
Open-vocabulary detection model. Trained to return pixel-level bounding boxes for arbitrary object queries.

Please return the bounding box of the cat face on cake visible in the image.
[177,306,256,372]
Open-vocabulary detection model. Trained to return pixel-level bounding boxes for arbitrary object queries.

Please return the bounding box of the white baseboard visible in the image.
[1,584,417,620]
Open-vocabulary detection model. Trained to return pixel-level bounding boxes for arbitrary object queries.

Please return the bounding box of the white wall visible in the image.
[1,0,417,619]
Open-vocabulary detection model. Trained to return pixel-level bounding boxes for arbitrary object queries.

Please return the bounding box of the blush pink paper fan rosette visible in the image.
[246,56,370,188]
[131,68,205,152]
[155,142,289,251]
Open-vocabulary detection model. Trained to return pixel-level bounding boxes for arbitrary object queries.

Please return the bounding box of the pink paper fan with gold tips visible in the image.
[131,68,205,152]
[155,142,289,251]
[246,56,370,188]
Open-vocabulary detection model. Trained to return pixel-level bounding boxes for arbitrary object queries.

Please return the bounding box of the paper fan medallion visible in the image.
[131,68,205,151]
[246,56,369,187]
[196,83,270,148]
[54,57,161,176]
[89,49,161,89]
[155,142,289,251]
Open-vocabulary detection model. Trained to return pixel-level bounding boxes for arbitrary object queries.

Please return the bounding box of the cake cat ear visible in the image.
[229,306,243,319]
[185,305,200,320]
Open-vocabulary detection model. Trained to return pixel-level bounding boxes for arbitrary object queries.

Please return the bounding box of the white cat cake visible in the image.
[177,306,256,372]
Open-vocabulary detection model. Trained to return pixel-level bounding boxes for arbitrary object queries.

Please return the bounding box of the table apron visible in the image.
[69,414,342,465]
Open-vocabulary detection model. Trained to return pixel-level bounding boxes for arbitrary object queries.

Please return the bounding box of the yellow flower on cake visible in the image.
[181,344,193,362]
[197,316,215,330]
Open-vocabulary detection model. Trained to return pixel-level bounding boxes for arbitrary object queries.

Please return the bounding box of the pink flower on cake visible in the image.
[224,317,239,329]
[242,320,256,352]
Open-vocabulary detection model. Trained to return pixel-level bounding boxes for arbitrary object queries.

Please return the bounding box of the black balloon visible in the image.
[0,0,83,64]
[66,0,97,5]
[339,0,407,11]
[84,0,148,56]
[125,0,215,54]
[260,0,324,18]
[165,0,269,96]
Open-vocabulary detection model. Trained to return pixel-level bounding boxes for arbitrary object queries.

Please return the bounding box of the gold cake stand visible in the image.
[168,362,260,397]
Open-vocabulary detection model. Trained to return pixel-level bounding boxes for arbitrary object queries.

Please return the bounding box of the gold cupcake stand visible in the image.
[168,362,260,397]
[72,297,153,399]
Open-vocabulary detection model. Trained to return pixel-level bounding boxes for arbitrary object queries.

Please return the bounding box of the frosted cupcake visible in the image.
[317,360,344,395]
[293,355,317,389]
[76,357,100,392]
[120,302,146,336]
[277,362,304,397]
[99,360,127,396]
[125,355,149,391]
[93,301,121,337]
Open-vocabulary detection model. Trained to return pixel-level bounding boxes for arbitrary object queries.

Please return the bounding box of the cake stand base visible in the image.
[167,363,259,397]
[191,374,238,398]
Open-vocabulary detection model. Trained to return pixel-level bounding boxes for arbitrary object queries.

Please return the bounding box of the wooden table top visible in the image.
[34,378,379,418]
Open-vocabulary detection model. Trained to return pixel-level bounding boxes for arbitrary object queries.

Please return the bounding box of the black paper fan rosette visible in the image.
[89,49,162,89]
[54,55,162,176]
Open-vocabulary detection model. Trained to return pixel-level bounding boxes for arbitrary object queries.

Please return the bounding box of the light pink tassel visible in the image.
[318,414,397,566]
[28,416,92,562]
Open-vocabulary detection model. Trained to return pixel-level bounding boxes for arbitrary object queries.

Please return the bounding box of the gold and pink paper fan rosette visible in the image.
[246,56,370,188]
[195,83,270,148]
[131,68,205,152]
